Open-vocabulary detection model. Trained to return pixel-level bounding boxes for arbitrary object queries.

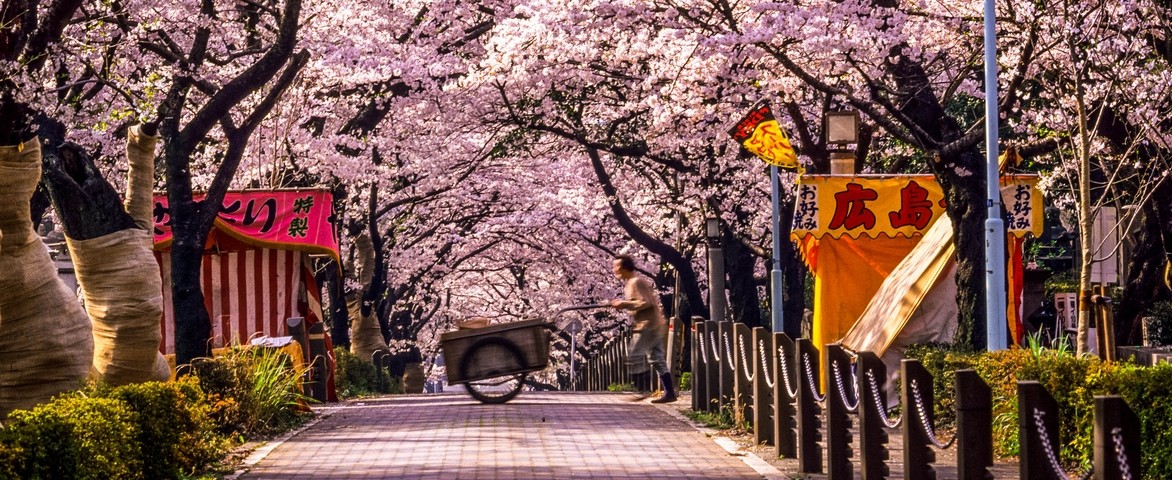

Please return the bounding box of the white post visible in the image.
[984,0,1008,351]
[570,323,577,390]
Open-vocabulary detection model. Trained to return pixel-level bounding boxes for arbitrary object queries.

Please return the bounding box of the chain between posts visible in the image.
[802,352,826,403]
[738,334,755,381]
[831,358,859,413]
[697,329,708,364]
[709,330,721,361]
[1111,427,1134,480]
[723,331,735,371]
[1031,408,1072,480]
[777,345,798,398]
[910,379,956,449]
[757,339,774,389]
[866,369,901,428]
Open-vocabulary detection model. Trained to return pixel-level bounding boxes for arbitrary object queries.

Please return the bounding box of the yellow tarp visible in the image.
[802,235,920,356]
[838,214,955,355]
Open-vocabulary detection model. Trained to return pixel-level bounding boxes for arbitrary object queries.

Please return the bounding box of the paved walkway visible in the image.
[234,391,780,480]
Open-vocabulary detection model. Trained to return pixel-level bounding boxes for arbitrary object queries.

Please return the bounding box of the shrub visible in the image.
[678,371,693,391]
[99,379,225,479]
[0,402,78,480]
[189,345,312,437]
[909,342,1172,478]
[333,348,400,398]
[607,382,635,392]
[2,395,141,480]
[1106,362,1172,477]
[0,440,19,480]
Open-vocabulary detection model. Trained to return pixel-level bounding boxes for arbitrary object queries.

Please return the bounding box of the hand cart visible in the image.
[440,304,603,404]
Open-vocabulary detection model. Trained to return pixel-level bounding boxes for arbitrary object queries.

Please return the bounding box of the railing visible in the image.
[576,318,1144,479]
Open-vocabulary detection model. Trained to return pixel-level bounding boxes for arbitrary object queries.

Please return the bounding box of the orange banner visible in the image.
[791,175,1043,239]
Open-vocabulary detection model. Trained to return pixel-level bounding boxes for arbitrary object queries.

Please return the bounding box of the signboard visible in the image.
[152,190,338,258]
[791,175,1044,239]
[1091,206,1119,284]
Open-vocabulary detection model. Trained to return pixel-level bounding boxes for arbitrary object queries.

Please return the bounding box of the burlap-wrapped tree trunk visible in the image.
[66,126,169,384]
[348,232,387,360]
[0,139,93,415]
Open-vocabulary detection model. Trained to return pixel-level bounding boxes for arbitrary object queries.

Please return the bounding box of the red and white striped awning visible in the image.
[157,249,306,355]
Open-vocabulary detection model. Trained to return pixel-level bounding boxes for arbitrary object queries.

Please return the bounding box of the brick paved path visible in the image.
[236,391,775,480]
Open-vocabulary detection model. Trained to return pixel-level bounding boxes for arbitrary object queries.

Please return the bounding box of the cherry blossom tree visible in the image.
[1018,0,1172,350]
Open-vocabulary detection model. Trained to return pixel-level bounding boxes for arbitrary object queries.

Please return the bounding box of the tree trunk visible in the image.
[171,238,213,365]
[724,228,762,328]
[1074,68,1094,356]
[932,152,990,350]
[319,259,350,348]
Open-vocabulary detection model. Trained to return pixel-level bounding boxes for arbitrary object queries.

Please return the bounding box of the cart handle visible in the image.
[552,303,608,317]
[549,303,608,332]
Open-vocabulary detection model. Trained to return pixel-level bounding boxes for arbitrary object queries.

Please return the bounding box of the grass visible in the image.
[683,404,746,432]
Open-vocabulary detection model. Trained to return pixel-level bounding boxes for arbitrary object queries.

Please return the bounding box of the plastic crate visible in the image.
[441,318,550,384]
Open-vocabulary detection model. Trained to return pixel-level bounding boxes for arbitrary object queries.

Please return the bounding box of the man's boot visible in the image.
[651,372,678,403]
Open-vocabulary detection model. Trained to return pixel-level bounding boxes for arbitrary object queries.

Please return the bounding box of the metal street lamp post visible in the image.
[705,217,727,322]
[984,0,1008,351]
[769,166,786,334]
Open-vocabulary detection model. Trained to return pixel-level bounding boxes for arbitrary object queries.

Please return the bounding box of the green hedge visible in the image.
[333,347,401,398]
[1,395,141,479]
[98,379,226,479]
[0,345,312,479]
[908,344,1172,479]
[0,379,230,480]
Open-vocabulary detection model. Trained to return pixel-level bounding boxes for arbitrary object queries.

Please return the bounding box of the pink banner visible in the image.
[153,190,338,257]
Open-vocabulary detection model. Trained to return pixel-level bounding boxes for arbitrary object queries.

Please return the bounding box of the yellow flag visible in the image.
[728,101,801,171]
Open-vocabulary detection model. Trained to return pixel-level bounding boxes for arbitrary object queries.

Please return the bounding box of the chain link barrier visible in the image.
[910,379,956,449]
[757,340,775,389]
[696,329,708,365]
[865,369,901,428]
[802,351,826,403]
[1031,408,1071,480]
[722,331,735,373]
[737,334,755,382]
[709,330,721,361]
[777,345,799,398]
[831,358,859,413]
[1111,427,1134,480]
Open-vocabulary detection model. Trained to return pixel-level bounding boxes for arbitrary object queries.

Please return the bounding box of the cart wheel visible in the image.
[461,337,527,404]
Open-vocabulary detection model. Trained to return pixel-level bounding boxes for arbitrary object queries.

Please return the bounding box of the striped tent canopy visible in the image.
[155,248,313,354]
[152,190,337,355]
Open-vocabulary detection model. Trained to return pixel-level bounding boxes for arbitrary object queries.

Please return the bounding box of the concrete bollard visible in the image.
[733,322,754,427]
[796,338,824,474]
[752,327,774,447]
[773,333,798,459]
[857,352,890,480]
[824,344,854,480]
[902,359,938,479]
[705,321,721,413]
[1018,381,1062,480]
[956,369,993,480]
[1094,396,1141,480]
[692,320,708,411]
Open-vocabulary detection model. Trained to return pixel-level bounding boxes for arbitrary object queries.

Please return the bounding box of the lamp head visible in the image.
[825,110,860,146]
